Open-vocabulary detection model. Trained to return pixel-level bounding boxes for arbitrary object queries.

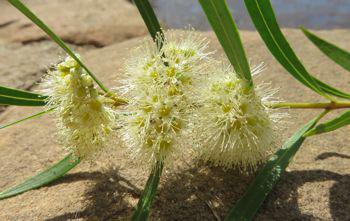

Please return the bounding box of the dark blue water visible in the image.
[150,0,350,30]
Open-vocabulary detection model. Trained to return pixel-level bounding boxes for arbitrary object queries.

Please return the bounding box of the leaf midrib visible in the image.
[0,94,46,102]
[208,0,245,79]
[253,0,323,95]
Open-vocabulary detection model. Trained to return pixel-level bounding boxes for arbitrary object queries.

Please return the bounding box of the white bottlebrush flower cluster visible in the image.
[40,30,283,171]
[120,30,283,170]
[41,56,116,159]
[194,63,283,170]
[119,31,210,165]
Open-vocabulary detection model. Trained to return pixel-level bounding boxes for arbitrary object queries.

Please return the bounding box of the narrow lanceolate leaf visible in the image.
[199,0,253,85]
[8,0,109,93]
[312,78,350,100]
[0,154,80,200]
[132,161,164,221]
[0,108,54,129]
[134,0,164,44]
[0,85,47,106]
[243,0,350,100]
[305,110,350,137]
[225,112,326,221]
[0,95,46,106]
[301,27,350,73]
[0,85,46,100]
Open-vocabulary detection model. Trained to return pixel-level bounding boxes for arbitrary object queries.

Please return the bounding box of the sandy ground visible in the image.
[0,1,350,220]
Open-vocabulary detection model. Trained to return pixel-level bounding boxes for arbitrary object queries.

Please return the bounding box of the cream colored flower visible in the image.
[120,30,211,165]
[194,63,283,170]
[41,55,116,159]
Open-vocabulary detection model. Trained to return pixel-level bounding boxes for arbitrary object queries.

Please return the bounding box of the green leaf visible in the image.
[243,0,350,100]
[0,85,47,106]
[301,27,350,73]
[0,108,54,129]
[0,154,80,200]
[0,94,47,106]
[8,0,109,93]
[225,111,326,221]
[133,0,164,44]
[305,110,350,137]
[199,0,253,85]
[312,78,350,100]
[0,85,46,100]
[132,161,164,221]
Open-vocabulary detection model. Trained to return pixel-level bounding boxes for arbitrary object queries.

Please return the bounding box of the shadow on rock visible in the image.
[258,151,350,221]
[152,164,255,221]
[43,151,349,221]
[315,151,350,160]
[257,169,350,220]
[153,153,350,221]
[45,168,141,221]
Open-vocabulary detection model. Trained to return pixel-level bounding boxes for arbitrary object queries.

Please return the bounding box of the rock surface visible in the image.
[0,0,147,110]
[0,41,61,90]
[0,0,147,46]
[0,29,350,220]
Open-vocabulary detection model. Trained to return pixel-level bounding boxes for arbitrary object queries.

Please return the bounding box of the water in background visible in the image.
[150,0,350,30]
